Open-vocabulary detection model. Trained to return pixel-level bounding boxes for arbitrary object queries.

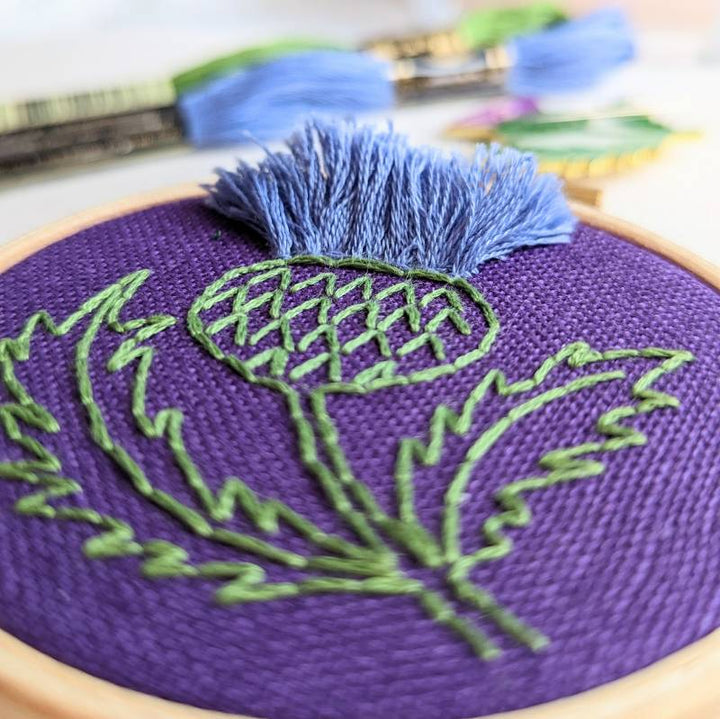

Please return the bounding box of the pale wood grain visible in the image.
[0,186,718,719]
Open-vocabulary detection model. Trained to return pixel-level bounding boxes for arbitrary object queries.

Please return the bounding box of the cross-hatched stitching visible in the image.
[188,257,497,388]
[0,256,693,660]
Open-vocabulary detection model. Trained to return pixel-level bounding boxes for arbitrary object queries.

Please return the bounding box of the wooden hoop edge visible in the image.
[0,187,718,719]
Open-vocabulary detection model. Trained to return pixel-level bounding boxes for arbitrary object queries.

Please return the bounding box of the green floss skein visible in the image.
[457,2,567,50]
[495,115,676,162]
[172,38,343,95]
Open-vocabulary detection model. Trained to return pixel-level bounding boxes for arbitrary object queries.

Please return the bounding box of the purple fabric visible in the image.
[0,198,718,719]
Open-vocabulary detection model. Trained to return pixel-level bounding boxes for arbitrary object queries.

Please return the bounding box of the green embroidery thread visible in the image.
[0,258,693,660]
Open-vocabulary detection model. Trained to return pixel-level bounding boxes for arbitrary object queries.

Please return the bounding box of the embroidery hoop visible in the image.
[0,186,717,719]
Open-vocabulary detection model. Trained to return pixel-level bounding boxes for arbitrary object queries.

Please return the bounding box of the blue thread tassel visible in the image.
[208,119,576,277]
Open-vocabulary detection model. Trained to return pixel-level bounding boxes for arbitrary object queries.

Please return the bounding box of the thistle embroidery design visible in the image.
[0,257,692,659]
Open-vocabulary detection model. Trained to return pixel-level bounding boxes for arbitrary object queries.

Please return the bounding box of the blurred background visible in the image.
[1,0,718,262]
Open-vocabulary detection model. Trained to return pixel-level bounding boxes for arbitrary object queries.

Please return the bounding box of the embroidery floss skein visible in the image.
[0,2,566,134]
[0,9,634,175]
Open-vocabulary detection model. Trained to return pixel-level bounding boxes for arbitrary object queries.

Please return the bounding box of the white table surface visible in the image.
[1,10,718,267]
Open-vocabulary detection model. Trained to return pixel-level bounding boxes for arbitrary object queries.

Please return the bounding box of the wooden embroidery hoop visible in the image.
[0,185,718,719]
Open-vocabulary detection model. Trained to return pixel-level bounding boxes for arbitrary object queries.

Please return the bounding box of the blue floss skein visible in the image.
[179,50,393,146]
[509,8,635,95]
[207,119,576,277]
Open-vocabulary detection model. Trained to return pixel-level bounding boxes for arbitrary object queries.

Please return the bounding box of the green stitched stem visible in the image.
[311,387,445,567]
[448,577,549,650]
[416,589,500,660]
[283,387,389,552]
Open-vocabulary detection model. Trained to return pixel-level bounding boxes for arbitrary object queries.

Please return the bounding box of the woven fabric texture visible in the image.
[0,199,718,719]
